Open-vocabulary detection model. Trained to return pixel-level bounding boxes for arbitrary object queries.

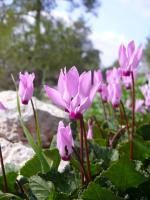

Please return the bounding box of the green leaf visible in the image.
[0,171,17,193]
[20,119,50,173]
[47,192,70,200]
[41,168,77,194]
[44,148,60,169]
[20,154,41,177]
[137,124,150,140]
[0,191,22,200]
[20,149,60,178]
[90,162,102,177]
[119,136,150,161]
[102,158,146,192]
[29,175,54,200]
[82,182,122,200]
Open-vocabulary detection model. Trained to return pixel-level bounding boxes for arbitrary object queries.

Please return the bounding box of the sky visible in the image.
[52,0,150,67]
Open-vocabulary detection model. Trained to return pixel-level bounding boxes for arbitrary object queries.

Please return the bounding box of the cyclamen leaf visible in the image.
[20,154,41,177]
[29,175,54,200]
[0,172,17,193]
[119,136,150,161]
[82,182,122,200]
[137,124,150,140]
[0,191,22,200]
[20,119,50,173]
[102,158,146,192]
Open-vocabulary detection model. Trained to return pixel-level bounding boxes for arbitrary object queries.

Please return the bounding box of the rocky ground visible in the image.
[0,90,68,169]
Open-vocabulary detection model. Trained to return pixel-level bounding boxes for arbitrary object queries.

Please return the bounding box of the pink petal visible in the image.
[79,71,92,98]
[44,85,66,108]
[127,40,135,58]
[58,69,65,94]
[0,102,7,110]
[119,44,127,67]
[66,66,79,99]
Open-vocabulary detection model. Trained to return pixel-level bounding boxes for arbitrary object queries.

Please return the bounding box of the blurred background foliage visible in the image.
[0,0,150,95]
[0,0,101,92]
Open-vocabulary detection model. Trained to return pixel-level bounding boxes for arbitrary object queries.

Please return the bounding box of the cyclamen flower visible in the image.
[106,68,122,108]
[94,69,103,92]
[106,67,121,84]
[126,99,145,113]
[140,81,150,110]
[107,83,122,108]
[119,40,143,76]
[122,70,137,90]
[57,121,74,161]
[94,69,108,102]
[100,83,108,102]
[18,72,35,105]
[0,102,7,110]
[45,66,99,119]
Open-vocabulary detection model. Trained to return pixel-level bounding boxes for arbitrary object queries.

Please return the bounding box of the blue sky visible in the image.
[53,0,150,66]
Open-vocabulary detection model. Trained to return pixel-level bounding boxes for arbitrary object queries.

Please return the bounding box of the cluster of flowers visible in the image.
[11,40,144,161]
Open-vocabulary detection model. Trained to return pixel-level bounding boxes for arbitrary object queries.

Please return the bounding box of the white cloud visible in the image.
[51,10,73,25]
[90,31,127,66]
[119,0,150,17]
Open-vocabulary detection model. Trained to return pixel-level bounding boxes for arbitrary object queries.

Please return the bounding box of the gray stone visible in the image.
[0,90,68,147]
[0,138,34,169]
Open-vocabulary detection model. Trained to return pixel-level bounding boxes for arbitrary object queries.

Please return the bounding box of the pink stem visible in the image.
[81,116,91,182]
[130,71,135,160]
[79,117,84,185]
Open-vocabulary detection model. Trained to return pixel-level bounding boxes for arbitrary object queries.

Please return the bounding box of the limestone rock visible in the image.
[0,138,34,169]
[0,90,69,148]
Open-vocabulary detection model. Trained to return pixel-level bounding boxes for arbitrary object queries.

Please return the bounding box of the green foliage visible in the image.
[29,175,54,200]
[0,171,18,193]
[0,0,101,91]
[82,182,122,200]
[20,154,41,177]
[0,191,22,200]
[119,136,150,161]
[20,148,60,177]
[137,124,150,140]
[102,158,146,192]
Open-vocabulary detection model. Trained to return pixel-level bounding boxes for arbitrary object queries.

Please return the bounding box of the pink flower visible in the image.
[119,40,143,76]
[135,100,145,113]
[106,68,122,108]
[107,83,122,108]
[18,72,35,105]
[100,83,108,102]
[94,69,103,92]
[0,102,7,110]
[57,121,74,161]
[126,99,145,113]
[106,67,121,84]
[140,80,150,110]
[122,70,137,89]
[45,66,99,119]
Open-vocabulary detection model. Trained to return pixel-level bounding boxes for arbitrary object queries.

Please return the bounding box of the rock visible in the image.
[0,138,34,169]
[0,90,69,148]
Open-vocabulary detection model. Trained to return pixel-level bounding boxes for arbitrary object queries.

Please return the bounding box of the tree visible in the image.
[0,0,101,92]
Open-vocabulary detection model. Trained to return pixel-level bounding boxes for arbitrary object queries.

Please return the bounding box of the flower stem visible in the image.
[79,117,84,185]
[31,99,42,147]
[130,72,135,160]
[72,146,89,184]
[109,126,126,148]
[81,116,91,182]
[0,145,8,192]
[100,96,107,121]
[91,116,105,138]
[120,100,130,137]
